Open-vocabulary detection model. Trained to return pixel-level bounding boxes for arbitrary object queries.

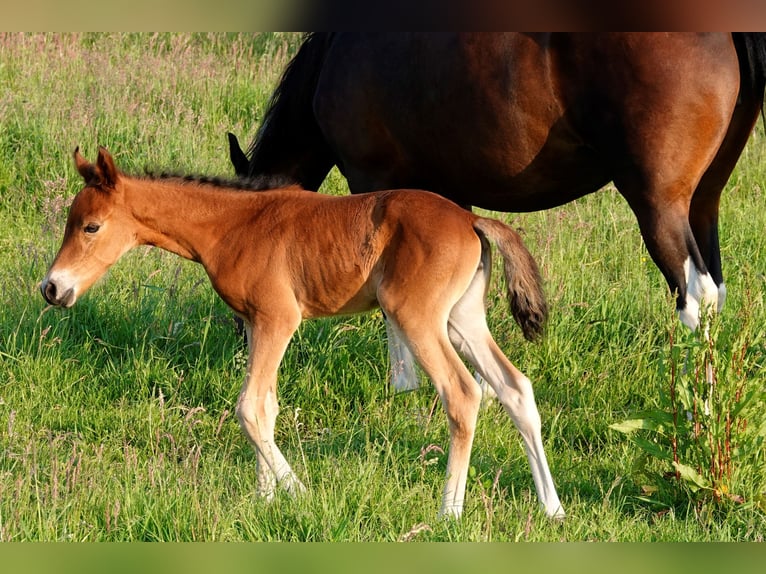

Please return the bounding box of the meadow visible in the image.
[0,33,765,541]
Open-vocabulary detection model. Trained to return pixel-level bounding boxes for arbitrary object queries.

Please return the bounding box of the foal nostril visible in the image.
[41,279,71,306]
[41,279,76,307]
[41,279,57,305]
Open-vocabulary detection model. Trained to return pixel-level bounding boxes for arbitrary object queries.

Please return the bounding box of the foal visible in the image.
[41,147,564,519]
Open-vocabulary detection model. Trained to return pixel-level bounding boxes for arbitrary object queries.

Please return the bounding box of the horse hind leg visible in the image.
[446,260,564,519]
[637,205,719,331]
[688,96,763,317]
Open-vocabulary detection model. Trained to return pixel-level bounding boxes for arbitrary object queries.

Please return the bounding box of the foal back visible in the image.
[225,189,488,321]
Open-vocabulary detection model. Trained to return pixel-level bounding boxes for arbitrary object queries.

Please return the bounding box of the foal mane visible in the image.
[140,171,299,192]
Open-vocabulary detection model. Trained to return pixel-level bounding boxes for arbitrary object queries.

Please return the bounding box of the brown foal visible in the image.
[41,147,564,519]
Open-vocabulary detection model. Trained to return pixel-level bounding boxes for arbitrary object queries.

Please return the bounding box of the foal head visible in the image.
[41,147,136,307]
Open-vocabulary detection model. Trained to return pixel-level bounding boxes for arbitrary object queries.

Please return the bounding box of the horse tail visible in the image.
[248,33,337,189]
[473,217,547,341]
[733,32,766,117]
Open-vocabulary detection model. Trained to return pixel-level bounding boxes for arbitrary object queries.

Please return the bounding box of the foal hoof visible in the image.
[282,474,307,497]
[547,506,566,522]
[437,503,464,520]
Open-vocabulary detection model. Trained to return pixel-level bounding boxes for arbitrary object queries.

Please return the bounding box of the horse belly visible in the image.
[316,33,610,211]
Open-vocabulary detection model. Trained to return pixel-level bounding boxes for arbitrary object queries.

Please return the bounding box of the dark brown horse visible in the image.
[230,33,766,390]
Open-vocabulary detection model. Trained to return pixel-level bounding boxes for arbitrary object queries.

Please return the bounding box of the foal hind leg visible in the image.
[447,269,564,518]
[237,315,306,500]
[386,315,483,518]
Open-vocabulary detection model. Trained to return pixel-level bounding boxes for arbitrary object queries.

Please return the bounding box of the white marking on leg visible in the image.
[387,320,420,391]
[717,282,727,312]
[237,359,305,500]
[494,371,565,519]
[256,450,277,500]
[238,391,306,499]
[679,257,719,330]
[436,381,481,520]
[439,491,466,520]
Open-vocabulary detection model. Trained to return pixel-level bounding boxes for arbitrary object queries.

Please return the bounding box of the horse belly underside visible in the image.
[314,33,738,213]
[314,33,613,210]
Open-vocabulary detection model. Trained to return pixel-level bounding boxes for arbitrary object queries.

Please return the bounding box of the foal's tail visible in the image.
[473,217,547,341]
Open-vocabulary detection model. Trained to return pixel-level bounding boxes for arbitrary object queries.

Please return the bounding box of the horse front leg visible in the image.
[237,314,306,500]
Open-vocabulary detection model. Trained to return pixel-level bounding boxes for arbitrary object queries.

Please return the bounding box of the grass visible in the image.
[1,33,765,541]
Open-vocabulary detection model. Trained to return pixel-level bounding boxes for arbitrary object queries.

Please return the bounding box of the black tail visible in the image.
[248,33,337,190]
[733,32,766,117]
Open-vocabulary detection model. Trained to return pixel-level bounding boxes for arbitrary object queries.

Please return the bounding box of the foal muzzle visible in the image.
[40,278,76,308]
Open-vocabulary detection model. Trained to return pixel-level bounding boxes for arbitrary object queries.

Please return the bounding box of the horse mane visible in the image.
[247,32,336,185]
[140,171,299,192]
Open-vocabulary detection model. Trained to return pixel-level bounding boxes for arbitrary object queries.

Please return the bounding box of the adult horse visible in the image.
[230,33,766,390]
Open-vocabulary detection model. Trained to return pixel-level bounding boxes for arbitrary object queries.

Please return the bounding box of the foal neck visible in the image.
[123,175,274,262]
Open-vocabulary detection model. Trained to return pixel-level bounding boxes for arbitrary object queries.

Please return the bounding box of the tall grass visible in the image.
[1,33,765,541]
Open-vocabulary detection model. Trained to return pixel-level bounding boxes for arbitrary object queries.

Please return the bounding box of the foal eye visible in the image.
[83,223,101,234]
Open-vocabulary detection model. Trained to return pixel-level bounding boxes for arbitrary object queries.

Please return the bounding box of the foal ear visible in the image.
[73,146,119,189]
[227,132,249,177]
[96,146,119,188]
[74,146,99,185]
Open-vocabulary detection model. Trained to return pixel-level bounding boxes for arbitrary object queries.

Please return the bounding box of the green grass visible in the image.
[1,33,765,541]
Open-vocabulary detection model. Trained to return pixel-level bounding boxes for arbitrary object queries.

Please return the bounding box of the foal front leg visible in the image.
[388,316,482,518]
[237,315,306,500]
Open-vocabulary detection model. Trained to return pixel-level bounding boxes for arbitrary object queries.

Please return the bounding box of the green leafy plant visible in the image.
[611,307,766,512]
